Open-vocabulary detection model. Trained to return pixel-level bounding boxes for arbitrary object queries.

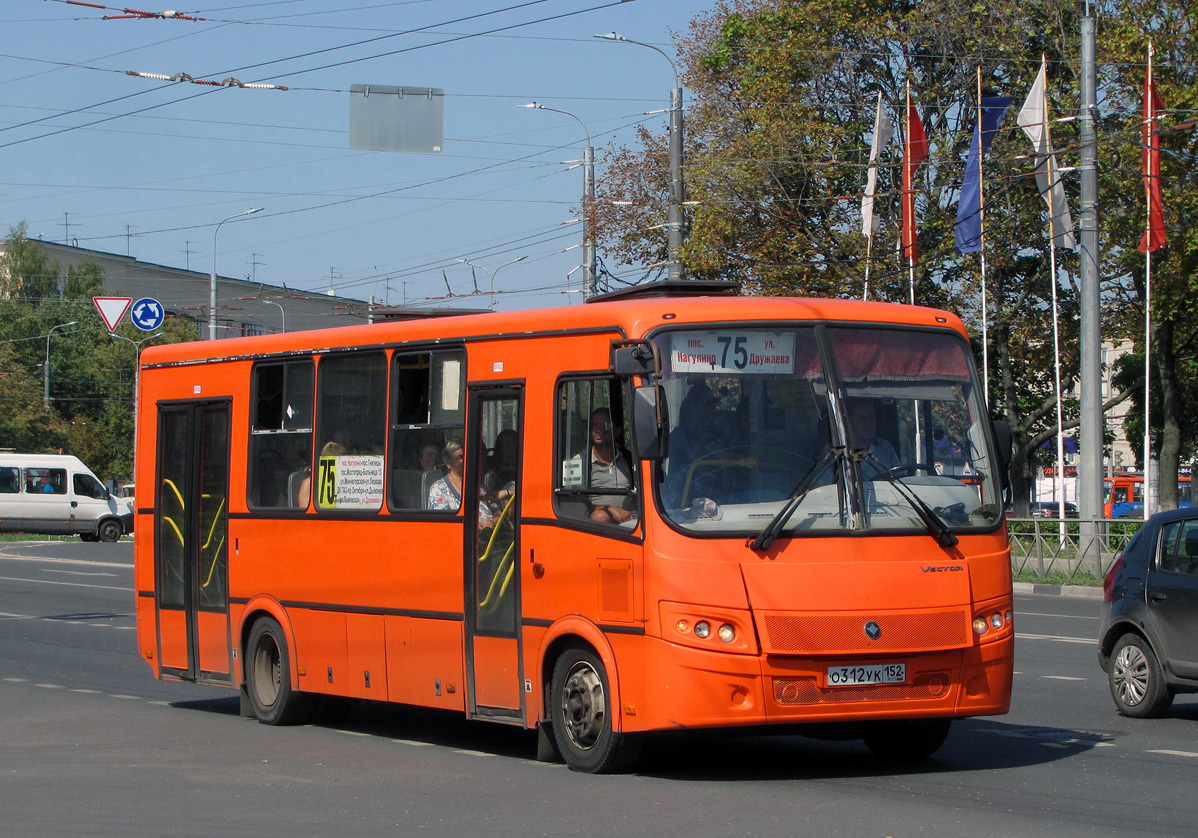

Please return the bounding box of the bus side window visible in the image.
[554,377,637,527]
[248,359,314,509]
[313,352,388,512]
[388,348,466,511]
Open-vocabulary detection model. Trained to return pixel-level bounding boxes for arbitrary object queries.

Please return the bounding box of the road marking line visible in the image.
[0,554,130,569]
[1017,632,1094,644]
[109,694,141,700]
[70,689,101,694]
[1042,675,1087,681]
[335,730,370,737]
[0,574,127,592]
[0,612,36,619]
[453,749,494,757]
[393,739,433,746]
[3,677,30,682]
[44,569,118,577]
[148,701,173,706]
[1147,749,1198,758]
[34,683,62,689]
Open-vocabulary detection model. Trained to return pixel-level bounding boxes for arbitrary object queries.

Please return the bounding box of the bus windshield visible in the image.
[654,324,1003,536]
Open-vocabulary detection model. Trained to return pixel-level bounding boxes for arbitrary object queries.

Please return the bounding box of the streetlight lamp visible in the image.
[209,207,263,340]
[520,103,596,299]
[44,320,79,413]
[262,299,286,333]
[594,32,685,281]
[456,256,526,310]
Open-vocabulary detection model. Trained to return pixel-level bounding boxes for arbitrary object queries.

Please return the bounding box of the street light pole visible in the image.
[44,320,79,413]
[595,32,684,281]
[262,299,286,333]
[456,256,527,310]
[209,207,263,340]
[521,103,595,298]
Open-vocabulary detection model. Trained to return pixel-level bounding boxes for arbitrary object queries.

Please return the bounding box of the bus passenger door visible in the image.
[154,401,233,684]
[464,387,524,723]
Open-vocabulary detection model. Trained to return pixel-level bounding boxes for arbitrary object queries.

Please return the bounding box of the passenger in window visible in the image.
[585,408,636,525]
[428,441,466,511]
[419,442,442,473]
[664,383,719,505]
[484,428,518,502]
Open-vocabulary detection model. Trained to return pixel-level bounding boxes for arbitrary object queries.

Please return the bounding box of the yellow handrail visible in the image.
[478,492,516,564]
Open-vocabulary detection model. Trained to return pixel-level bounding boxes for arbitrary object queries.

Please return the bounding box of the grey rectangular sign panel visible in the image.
[349,85,444,154]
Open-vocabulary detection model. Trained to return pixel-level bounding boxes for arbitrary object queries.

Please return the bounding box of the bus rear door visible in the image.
[464,386,524,723]
[154,401,233,684]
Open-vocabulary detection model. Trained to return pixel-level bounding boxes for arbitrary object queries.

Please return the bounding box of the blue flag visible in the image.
[955,96,1013,253]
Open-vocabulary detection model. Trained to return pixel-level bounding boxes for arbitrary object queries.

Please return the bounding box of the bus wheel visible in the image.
[246,617,309,725]
[862,718,952,762]
[97,519,122,543]
[549,647,642,773]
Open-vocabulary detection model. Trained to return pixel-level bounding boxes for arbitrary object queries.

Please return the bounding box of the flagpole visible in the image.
[1142,42,1155,520]
[906,82,916,305]
[976,67,992,404]
[1040,54,1067,527]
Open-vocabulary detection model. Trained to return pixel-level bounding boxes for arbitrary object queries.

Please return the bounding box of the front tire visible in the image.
[549,647,642,773]
[97,519,122,542]
[1109,633,1173,718]
[862,718,952,762]
[245,617,310,725]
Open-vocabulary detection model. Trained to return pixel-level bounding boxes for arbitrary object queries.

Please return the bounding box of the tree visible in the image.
[0,222,60,304]
[593,0,1198,512]
[0,224,198,481]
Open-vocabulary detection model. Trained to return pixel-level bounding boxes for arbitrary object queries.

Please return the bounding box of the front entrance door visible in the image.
[464,387,523,722]
[155,401,232,683]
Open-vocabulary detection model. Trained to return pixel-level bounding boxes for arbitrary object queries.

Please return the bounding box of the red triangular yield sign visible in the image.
[93,296,133,332]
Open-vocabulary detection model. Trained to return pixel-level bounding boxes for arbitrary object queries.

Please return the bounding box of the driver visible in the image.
[817,398,900,482]
[846,398,900,475]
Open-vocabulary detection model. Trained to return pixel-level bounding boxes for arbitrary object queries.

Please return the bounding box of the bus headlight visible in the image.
[694,621,711,639]
[718,624,736,643]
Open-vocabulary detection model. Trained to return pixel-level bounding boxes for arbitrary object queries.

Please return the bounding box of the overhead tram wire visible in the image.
[6,0,622,150]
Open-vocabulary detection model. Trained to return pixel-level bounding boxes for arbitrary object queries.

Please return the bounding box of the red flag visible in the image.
[902,90,929,263]
[1140,47,1166,253]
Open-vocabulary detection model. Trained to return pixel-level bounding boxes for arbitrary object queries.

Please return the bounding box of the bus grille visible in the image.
[760,610,968,654]
[773,672,951,705]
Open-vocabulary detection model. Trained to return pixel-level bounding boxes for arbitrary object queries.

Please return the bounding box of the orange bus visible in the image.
[1104,471,1192,519]
[134,283,1014,772]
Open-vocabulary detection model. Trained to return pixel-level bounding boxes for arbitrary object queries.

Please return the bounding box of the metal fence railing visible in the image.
[1007,517,1143,582]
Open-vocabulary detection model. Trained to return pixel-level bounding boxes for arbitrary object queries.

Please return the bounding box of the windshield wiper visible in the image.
[750,449,839,552]
[863,453,959,549]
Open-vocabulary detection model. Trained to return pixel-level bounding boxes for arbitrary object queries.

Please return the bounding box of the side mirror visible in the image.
[611,340,660,376]
[991,419,1013,491]
[632,384,668,460]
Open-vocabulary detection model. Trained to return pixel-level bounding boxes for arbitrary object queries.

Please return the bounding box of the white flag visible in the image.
[1017,58,1076,249]
[861,91,894,236]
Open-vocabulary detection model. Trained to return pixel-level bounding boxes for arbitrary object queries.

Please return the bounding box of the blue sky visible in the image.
[1,0,714,311]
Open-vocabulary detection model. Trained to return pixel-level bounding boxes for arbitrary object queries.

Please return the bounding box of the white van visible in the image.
[0,453,134,542]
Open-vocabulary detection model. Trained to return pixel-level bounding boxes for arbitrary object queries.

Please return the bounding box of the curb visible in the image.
[1013,581,1104,599]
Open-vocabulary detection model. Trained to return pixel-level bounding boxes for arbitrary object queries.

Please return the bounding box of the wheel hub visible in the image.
[560,662,605,750]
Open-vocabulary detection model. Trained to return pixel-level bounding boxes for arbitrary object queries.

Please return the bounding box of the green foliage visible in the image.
[592,0,1198,509]
[0,225,198,482]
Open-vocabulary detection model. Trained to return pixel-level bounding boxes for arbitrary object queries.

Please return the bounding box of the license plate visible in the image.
[826,663,906,687]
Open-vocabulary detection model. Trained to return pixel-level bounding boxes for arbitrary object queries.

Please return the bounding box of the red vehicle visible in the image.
[134,285,1014,772]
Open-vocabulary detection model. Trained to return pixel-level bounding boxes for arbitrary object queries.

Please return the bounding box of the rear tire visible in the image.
[245,617,310,725]
[549,647,642,773]
[1109,633,1173,718]
[97,519,122,542]
[862,718,952,762]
